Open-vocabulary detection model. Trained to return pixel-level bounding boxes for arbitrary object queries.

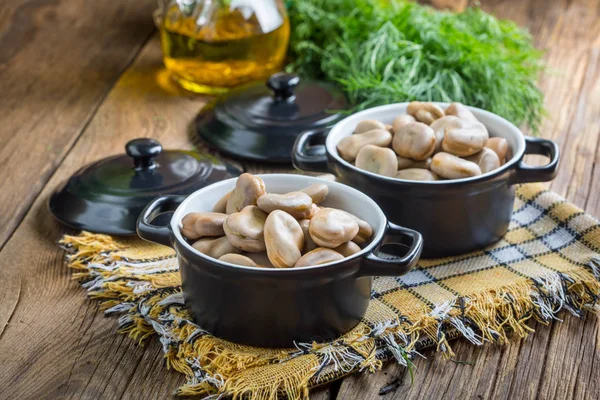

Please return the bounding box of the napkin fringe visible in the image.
[60,233,600,399]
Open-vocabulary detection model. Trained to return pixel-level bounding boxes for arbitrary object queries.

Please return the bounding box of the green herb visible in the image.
[402,348,415,384]
[451,359,475,365]
[286,0,545,131]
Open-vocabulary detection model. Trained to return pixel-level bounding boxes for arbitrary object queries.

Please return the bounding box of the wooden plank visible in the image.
[576,47,600,215]
[535,313,600,400]
[0,0,156,250]
[334,317,599,400]
[119,341,186,400]
[0,35,208,399]
[309,382,342,400]
[539,1,600,208]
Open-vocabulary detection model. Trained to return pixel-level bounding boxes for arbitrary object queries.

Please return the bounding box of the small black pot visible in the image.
[292,103,560,258]
[137,174,422,347]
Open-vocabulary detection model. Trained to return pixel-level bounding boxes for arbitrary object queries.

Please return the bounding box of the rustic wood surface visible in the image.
[0,0,598,399]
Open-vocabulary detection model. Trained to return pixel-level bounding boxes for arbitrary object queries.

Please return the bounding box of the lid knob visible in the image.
[126,138,162,170]
[267,73,300,102]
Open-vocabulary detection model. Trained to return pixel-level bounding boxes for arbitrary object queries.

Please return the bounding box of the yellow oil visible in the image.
[159,7,290,94]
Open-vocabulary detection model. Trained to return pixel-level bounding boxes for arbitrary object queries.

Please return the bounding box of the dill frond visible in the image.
[287,0,545,132]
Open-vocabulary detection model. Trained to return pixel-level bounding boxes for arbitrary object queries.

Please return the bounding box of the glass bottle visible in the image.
[155,0,290,94]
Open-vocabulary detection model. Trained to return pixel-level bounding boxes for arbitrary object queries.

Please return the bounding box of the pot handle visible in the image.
[137,195,185,248]
[292,128,330,173]
[360,223,423,277]
[510,136,560,184]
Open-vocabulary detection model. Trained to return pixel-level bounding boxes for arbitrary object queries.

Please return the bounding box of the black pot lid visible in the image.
[49,138,242,236]
[196,73,349,163]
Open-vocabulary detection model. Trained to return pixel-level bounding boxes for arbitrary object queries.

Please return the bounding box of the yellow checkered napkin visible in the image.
[60,184,600,399]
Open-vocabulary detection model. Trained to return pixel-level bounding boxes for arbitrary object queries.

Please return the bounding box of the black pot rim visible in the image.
[169,174,388,275]
[326,102,526,186]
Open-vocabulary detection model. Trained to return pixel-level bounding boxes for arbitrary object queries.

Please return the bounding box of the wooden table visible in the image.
[0,0,598,398]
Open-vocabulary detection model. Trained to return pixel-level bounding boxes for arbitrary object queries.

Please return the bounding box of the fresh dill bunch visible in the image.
[286,0,545,132]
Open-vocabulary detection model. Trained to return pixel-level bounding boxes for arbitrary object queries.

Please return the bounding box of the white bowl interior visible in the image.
[171,174,387,269]
[326,103,526,184]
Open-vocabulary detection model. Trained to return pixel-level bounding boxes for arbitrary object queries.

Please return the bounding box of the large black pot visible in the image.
[292,103,560,258]
[137,174,422,347]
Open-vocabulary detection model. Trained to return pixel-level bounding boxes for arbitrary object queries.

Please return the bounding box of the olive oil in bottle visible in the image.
[157,1,290,94]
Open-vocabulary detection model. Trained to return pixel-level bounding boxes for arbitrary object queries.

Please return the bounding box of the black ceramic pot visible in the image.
[292,103,560,258]
[137,174,422,347]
